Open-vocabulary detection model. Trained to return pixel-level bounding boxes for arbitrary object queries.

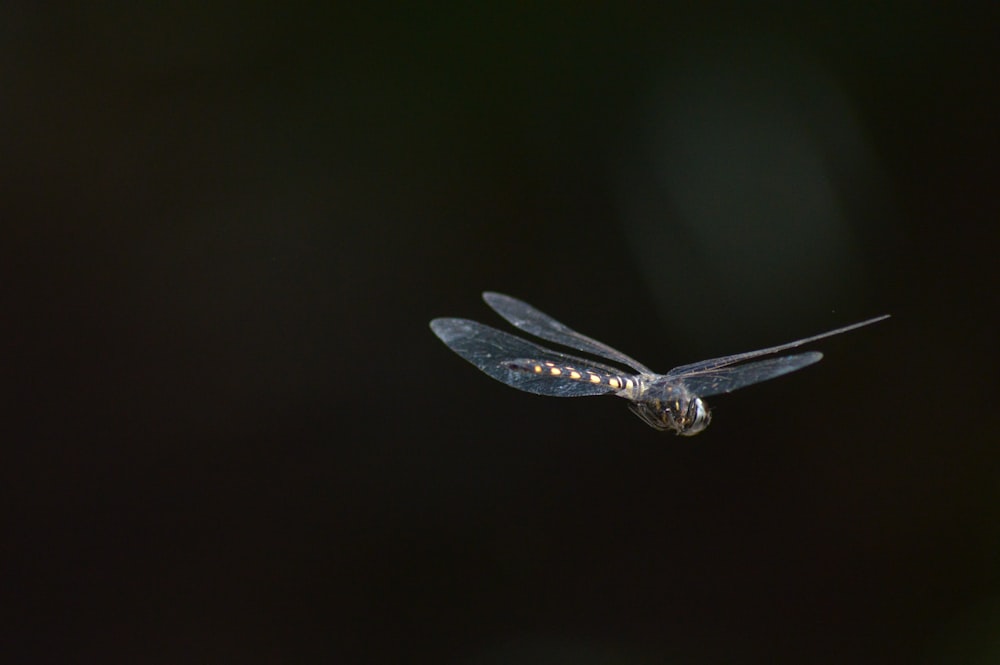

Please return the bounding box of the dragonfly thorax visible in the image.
[628,383,711,435]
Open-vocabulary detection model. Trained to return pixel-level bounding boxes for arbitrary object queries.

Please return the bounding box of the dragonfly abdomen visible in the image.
[503,359,638,397]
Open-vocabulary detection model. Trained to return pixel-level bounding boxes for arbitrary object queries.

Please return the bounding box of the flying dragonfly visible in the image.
[429,292,889,435]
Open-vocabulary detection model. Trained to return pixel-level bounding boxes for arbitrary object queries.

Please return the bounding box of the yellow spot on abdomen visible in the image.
[550,367,562,376]
[533,365,543,373]
[569,371,581,379]
[608,378,620,389]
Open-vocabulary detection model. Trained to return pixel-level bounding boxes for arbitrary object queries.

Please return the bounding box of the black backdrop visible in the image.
[5,6,998,664]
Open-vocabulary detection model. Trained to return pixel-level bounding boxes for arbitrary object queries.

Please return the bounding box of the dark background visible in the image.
[4,5,998,664]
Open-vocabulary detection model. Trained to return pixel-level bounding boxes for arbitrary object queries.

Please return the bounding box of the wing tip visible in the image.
[429,317,473,343]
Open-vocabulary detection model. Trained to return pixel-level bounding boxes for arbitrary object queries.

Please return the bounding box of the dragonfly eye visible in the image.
[680,398,711,436]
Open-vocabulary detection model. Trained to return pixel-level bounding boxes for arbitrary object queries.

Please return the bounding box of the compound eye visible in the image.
[683,398,711,436]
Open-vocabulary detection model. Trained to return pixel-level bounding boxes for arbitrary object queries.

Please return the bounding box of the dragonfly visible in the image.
[429,292,889,435]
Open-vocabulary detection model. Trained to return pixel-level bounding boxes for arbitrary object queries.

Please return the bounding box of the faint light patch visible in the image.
[616,37,887,346]
[924,596,1000,664]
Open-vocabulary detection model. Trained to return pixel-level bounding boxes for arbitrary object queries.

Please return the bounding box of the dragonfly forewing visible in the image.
[483,292,653,374]
[667,314,890,375]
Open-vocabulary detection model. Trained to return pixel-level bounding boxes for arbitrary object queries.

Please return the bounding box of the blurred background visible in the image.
[4,5,998,664]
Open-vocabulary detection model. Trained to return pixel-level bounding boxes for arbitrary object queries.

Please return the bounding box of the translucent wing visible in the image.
[483,292,653,374]
[675,351,823,398]
[429,318,632,397]
[667,314,890,376]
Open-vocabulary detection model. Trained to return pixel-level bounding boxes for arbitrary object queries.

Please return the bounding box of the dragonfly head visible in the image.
[629,396,711,435]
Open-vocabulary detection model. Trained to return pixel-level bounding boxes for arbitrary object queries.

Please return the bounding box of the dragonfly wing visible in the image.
[675,351,823,398]
[667,314,889,375]
[430,318,628,397]
[482,292,653,373]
